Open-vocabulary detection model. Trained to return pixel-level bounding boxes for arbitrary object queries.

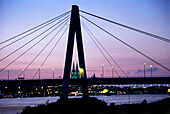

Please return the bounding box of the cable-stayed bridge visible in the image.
[0,5,169,98]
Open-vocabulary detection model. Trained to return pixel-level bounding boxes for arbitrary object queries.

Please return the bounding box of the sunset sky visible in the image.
[0,0,170,80]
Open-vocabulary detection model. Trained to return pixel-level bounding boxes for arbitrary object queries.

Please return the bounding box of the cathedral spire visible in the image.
[72,62,75,71]
[76,62,79,72]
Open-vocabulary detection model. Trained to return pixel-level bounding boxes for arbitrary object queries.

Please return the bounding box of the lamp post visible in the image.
[112,66,114,78]
[39,67,41,80]
[8,68,10,80]
[150,65,152,78]
[23,69,25,77]
[144,63,146,78]
[102,64,104,78]
[52,68,54,79]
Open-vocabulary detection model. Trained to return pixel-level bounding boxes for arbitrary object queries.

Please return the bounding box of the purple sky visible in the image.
[0,0,170,80]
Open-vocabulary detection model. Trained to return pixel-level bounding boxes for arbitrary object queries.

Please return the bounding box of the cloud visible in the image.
[136,70,143,73]
[127,72,130,75]
[136,67,158,74]
[152,67,158,72]
[146,67,158,72]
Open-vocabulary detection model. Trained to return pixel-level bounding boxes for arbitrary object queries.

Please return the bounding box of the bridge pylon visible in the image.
[61,5,88,99]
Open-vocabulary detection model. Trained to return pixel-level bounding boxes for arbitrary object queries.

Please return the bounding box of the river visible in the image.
[0,94,169,114]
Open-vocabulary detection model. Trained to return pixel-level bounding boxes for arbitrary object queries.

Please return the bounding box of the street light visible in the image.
[112,66,114,78]
[150,65,152,78]
[102,64,104,78]
[52,68,54,79]
[39,67,42,80]
[8,68,10,80]
[23,69,25,77]
[144,63,146,78]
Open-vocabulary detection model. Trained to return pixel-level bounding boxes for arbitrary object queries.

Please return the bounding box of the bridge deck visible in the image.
[0,77,170,87]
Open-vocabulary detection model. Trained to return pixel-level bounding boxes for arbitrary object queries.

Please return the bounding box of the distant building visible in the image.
[71,62,80,79]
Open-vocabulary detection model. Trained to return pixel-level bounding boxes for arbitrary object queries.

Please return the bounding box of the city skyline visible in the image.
[0,0,170,79]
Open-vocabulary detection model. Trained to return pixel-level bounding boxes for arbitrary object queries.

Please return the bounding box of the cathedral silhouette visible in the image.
[71,62,80,79]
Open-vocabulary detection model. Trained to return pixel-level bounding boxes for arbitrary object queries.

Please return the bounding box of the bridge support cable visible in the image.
[0,11,71,45]
[17,20,69,78]
[82,22,120,77]
[82,22,128,78]
[0,12,70,51]
[0,17,70,73]
[0,15,70,62]
[80,10,170,44]
[81,15,170,73]
[32,26,69,79]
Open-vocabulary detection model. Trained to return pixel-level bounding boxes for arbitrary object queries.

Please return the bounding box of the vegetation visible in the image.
[21,97,170,114]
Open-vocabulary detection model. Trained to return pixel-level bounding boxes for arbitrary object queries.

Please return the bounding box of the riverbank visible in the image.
[21,97,170,114]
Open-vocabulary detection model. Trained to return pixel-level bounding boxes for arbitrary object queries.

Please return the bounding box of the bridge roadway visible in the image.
[0,77,170,87]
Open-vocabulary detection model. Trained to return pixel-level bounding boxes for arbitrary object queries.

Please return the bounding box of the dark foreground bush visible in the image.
[22,97,107,114]
[22,97,170,114]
